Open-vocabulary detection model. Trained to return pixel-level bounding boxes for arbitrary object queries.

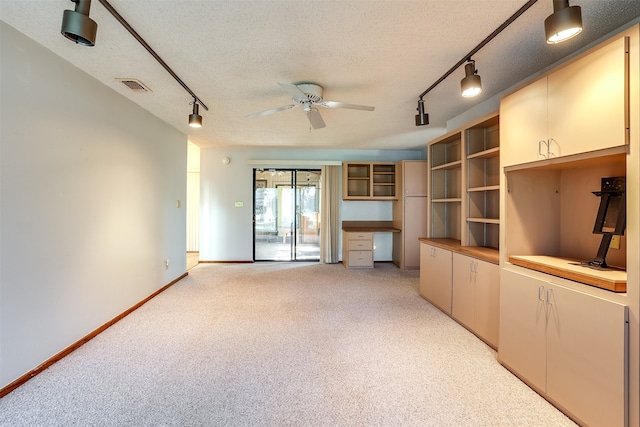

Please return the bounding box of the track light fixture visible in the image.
[460,60,482,98]
[545,0,582,44]
[189,99,203,128]
[414,0,538,126]
[415,98,429,126]
[60,0,209,128]
[61,0,97,46]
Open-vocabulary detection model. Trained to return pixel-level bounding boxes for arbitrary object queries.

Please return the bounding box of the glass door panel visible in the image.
[296,170,320,260]
[254,169,320,261]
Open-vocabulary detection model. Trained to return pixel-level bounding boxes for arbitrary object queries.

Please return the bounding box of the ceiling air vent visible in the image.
[116,78,152,92]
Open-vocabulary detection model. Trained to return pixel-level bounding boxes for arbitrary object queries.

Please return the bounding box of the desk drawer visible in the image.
[347,232,373,241]
[348,251,373,267]
[348,239,373,250]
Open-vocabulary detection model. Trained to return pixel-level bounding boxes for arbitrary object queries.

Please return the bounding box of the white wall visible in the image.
[200,148,423,261]
[0,22,187,388]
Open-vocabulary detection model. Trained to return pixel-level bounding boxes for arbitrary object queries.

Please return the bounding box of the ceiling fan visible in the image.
[246,83,375,129]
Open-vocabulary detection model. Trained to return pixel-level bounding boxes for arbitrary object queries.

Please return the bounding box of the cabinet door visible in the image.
[498,269,547,393]
[419,243,433,299]
[548,36,628,158]
[403,161,428,197]
[546,283,628,427]
[500,77,548,167]
[452,253,475,328]
[432,247,453,314]
[474,259,500,348]
[403,197,428,268]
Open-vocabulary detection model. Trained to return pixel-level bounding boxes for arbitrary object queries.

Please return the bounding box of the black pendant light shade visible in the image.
[461,60,482,98]
[545,0,582,44]
[415,99,429,126]
[61,0,97,46]
[189,101,202,128]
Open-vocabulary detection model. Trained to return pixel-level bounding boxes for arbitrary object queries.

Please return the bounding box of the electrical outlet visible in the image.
[610,235,621,249]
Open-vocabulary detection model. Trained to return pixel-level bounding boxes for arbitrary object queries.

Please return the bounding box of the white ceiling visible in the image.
[1,0,639,150]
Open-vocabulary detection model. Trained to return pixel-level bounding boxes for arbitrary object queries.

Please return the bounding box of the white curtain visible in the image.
[319,165,341,263]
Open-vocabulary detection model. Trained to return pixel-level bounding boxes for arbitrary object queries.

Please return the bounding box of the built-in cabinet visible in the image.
[452,253,499,348]
[498,24,639,427]
[342,162,397,200]
[421,113,501,347]
[419,242,452,314]
[466,118,500,248]
[428,113,500,248]
[342,231,374,268]
[429,133,462,240]
[392,161,428,269]
[501,34,629,167]
[499,268,628,427]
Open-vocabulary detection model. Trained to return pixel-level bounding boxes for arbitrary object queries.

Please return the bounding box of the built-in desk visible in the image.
[342,221,401,268]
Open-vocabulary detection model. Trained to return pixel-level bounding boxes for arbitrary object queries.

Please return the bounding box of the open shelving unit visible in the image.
[343,162,397,200]
[429,133,462,240]
[427,113,499,248]
[466,116,500,248]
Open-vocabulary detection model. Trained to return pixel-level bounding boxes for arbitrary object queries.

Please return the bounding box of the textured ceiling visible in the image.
[1,0,639,150]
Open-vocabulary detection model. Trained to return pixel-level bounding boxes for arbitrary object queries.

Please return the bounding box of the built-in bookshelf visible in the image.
[342,162,397,200]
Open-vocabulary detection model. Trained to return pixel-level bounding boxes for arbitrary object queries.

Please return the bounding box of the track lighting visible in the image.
[61,0,97,46]
[189,99,202,128]
[545,0,582,44]
[60,0,210,126]
[415,98,429,126]
[461,60,482,98]
[415,0,537,122]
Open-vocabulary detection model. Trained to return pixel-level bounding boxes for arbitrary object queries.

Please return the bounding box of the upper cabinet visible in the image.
[342,162,397,200]
[501,34,629,168]
[401,160,428,197]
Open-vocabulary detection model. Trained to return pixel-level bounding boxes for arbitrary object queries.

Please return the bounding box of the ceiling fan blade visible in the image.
[307,108,326,129]
[278,83,309,100]
[321,100,375,111]
[246,104,297,118]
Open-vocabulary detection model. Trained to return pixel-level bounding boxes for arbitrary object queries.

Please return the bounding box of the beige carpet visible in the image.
[0,262,576,426]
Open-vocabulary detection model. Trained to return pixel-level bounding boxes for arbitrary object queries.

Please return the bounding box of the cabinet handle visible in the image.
[538,286,545,301]
[546,288,553,305]
[538,140,548,159]
[547,138,557,158]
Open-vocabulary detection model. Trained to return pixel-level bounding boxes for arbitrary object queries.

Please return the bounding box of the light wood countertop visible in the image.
[418,238,499,265]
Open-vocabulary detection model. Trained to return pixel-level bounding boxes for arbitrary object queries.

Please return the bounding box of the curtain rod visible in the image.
[97,0,209,111]
[418,0,539,100]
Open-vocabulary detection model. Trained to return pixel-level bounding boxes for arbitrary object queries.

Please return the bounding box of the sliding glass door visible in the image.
[253,169,321,261]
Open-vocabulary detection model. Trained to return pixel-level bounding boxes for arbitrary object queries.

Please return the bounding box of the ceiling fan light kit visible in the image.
[246,83,375,130]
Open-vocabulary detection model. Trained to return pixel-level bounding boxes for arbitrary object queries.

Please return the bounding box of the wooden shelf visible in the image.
[468,185,500,192]
[432,198,462,203]
[467,217,500,224]
[467,146,500,160]
[509,255,626,293]
[431,160,462,171]
[343,162,397,200]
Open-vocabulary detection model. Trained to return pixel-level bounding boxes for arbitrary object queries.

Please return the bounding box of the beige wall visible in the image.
[0,22,187,388]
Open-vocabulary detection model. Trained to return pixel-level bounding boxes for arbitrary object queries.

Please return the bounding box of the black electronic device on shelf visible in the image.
[585,176,626,269]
